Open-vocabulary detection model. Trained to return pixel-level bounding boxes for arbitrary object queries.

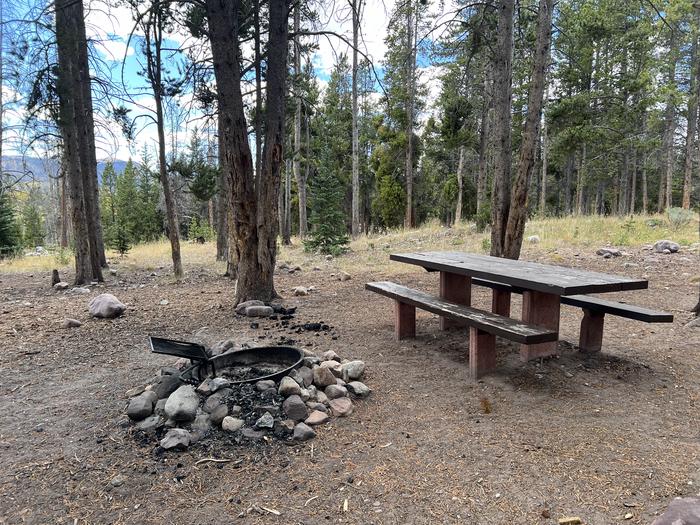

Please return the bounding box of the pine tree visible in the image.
[304,167,349,255]
[0,191,21,258]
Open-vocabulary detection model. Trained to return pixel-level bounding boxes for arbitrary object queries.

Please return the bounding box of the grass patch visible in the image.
[1,214,697,276]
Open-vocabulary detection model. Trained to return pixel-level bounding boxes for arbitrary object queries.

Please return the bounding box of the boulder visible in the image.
[209,377,231,392]
[347,381,371,397]
[62,318,82,328]
[135,415,163,434]
[53,282,69,291]
[306,402,327,413]
[297,366,314,387]
[159,428,190,450]
[151,375,183,399]
[305,410,330,426]
[293,286,309,296]
[293,422,316,441]
[255,379,277,392]
[313,366,337,388]
[654,240,680,253]
[164,385,199,422]
[203,388,232,413]
[329,397,353,417]
[127,391,158,421]
[221,416,244,432]
[245,305,274,317]
[282,395,308,421]
[596,247,621,258]
[652,496,700,525]
[209,404,228,426]
[322,350,341,362]
[235,300,265,315]
[320,360,343,377]
[325,384,348,400]
[192,413,212,433]
[278,376,302,397]
[88,294,126,319]
[341,360,366,381]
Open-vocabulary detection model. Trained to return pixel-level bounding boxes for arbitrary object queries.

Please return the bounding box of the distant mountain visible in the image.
[2,156,129,184]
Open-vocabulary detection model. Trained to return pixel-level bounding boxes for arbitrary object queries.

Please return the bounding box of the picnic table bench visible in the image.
[366,251,673,378]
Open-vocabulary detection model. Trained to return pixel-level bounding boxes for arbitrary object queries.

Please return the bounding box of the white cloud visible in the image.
[94,39,135,61]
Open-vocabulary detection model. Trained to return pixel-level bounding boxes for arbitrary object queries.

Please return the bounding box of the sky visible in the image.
[3,0,459,163]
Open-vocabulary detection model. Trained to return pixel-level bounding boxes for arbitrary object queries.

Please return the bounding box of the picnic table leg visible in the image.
[394,300,416,340]
[579,309,604,352]
[520,291,560,360]
[469,327,497,379]
[492,289,511,316]
[439,271,471,330]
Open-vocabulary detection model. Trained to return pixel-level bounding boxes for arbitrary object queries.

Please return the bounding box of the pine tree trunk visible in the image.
[661,32,677,211]
[216,112,228,261]
[539,107,548,215]
[576,144,586,215]
[489,0,515,257]
[455,145,465,224]
[293,5,307,238]
[642,158,649,214]
[683,25,699,210]
[630,149,637,214]
[476,68,490,216]
[502,0,552,260]
[404,0,417,229]
[351,0,361,237]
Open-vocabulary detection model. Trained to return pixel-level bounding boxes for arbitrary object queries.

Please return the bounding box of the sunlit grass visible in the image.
[1,214,697,276]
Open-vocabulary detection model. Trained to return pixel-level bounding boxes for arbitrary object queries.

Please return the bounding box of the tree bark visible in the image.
[404,0,417,228]
[683,24,699,210]
[576,143,586,215]
[502,0,553,260]
[476,68,491,217]
[539,100,548,216]
[661,32,678,211]
[216,112,229,261]
[293,5,307,238]
[351,0,361,237]
[453,145,465,223]
[206,0,289,304]
[489,0,515,257]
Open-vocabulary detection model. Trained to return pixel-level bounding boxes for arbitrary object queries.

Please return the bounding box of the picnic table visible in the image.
[366,251,672,378]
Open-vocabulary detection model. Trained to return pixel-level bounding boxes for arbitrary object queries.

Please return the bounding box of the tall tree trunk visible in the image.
[206,0,288,304]
[455,145,465,223]
[293,5,307,238]
[576,143,586,215]
[404,0,417,228]
[502,0,553,260]
[216,112,228,261]
[489,0,515,257]
[539,101,548,215]
[683,24,699,209]
[351,0,362,237]
[630,149,637,214]
[254,0,262,181]
[476,68,491,216]
[661,32,678,211]
[60,168,69,248]
[55,0,92,284]
[642,156,649,214]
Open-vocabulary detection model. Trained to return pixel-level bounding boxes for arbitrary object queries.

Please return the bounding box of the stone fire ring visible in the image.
[194,346,304,384]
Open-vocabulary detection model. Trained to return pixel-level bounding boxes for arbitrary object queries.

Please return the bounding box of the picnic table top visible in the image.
[390,251,649,296]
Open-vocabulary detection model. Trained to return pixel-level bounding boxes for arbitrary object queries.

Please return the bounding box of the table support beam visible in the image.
[492,289,511,317]
[394,300,416,340]
[520,291,560,360]
[579,308,604,352]
[439,272,471,330]
[469,327,497,379]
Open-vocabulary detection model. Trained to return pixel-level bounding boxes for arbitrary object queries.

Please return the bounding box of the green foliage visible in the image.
[187,215,215,241]
[20,187,45,248]
[110,219,131,256]
[0,192,22,259]
[304,167,349,256]
[668,207,695,231]
[475,202,491,233]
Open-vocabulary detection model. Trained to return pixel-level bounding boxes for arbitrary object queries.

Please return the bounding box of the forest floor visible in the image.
[1,216,699,524]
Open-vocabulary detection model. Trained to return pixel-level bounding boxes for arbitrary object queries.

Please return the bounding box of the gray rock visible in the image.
[135,415,163,434]
[159,428,190,450]
[245,305,274,317]
[341,360,366,381]
[322,350,341,362]
[316,391,330,406]
[221,416,244,432]
[652,496,700,525]
[527,235,540,244]
[53,281,70,291]
[109,269,118,276]
[329,397,353,417]
[299,388,311,401]
[654,240,680,253]
[62,318,81,328]
[282,394,308,421]
[278,376,302,397]
[151,375,183,399]
[209,377,231,392]
[71,286,91,294]
[256,379,277,392]
[255,412,275,429]
[293,422,316,441]
[209,404,228,426]
[164,385,200,422]
[235,300,265,315]
[325,384,348,400]
[338,271,352,282]
[297,366,313,387]
[88,293,126,318]
[306,385,317,399]
[320,360,343,377]
[208,339,236,357]
[241,428,267,440]
[126,385,145,397]
[336,378,346,386]
[196,378,213,395]
[127,391,158,420]
[154,399,167,416]
[302,356,321,368]
[596,247,621,257]
[305,410,329,426]
[313,366,337,388]
[293,286,309,296]
[306,402,327,412]
[347,381,371,397]
[192,413,212,433]
[685,317,700,329]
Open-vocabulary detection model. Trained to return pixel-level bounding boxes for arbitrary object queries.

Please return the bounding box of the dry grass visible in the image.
[1,214,697,276]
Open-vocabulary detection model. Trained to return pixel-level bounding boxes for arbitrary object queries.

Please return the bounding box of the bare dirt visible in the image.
[1,247,699,524]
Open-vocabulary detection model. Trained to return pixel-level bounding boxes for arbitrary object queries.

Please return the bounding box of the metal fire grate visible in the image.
[149,336,215,377]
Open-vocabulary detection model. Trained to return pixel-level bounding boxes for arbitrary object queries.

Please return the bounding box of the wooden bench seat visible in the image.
[365,281,558,378]
[470,278,673,352]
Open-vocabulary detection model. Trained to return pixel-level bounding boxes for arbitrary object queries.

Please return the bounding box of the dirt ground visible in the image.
[1,247,699,525]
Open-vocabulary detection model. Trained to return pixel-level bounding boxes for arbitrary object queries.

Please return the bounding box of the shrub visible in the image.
[668,207,695,231]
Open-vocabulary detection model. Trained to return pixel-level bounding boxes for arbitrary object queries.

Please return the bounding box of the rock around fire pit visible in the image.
[125,345,370,451]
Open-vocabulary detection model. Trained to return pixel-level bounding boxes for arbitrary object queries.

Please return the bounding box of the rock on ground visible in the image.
[126,391,158,421]
[164,385,199,422]
[88,294,126,318]
[282,395,308,421]
[313,366,337,388]
[53,282,69,291]
[325,384,348,400]
[62,318,82,328]
[245,305,274,317]
[293,422,316,441]
[235,300,264,315]
[347,381,371,397]
[159,428,191,450]
[338,271,352,282]
[329,397,353,417]
[255,412,275,429]
[654,240,680,253]
[596,247,621,258]
[652,496,700,525]
[305,410,329,426]
[209,404,228,426]
[293,286,309,296]
[341,360,366,381]
[221,416,244,432]
[256,380,276,392]
[527,235,540,244]
[278,376,302,397]
[151,375,183,399]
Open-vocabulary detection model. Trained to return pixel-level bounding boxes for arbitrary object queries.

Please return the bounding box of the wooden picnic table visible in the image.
[390,251,649,361]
